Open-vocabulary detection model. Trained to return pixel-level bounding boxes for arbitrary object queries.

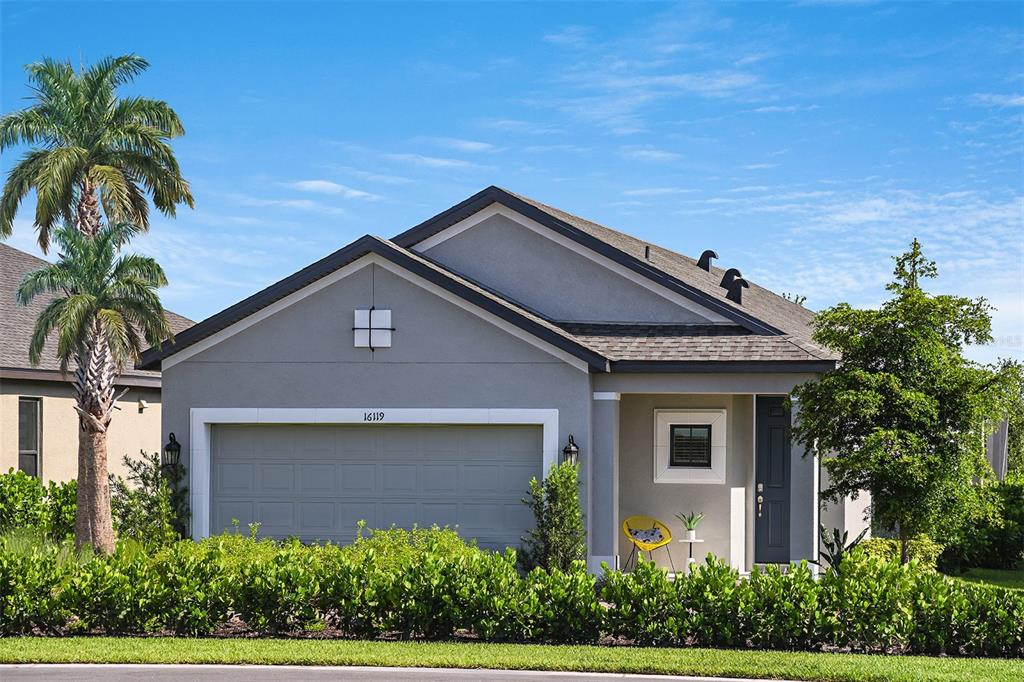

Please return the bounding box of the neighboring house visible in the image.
[1,243,193,483]
[139,186,868,572]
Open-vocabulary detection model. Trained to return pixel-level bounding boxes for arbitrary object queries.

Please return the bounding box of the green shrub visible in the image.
[518,561,602,644]
[0,533,75,634]
[745,562,819,649]
[860,535,943,570]
[66,543,163,634]
[520,461,586,572]
[340,523,482,572]
[232,539,322,633]
[0,470,76,541]
[152,542,231,635]
[110,451,189,549]
[462,549,526,641]
[677,557,751,647]
[816,553,916,651]
[600,558,682,645]
[317,545,390,639]
[941,480,1024,572]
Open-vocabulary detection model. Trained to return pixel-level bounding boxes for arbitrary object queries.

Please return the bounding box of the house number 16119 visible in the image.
[363,411,385,422]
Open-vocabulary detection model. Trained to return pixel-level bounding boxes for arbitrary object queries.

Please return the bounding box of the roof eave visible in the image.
[608,359,837,374]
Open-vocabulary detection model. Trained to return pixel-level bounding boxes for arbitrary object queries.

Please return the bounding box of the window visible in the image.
[654,409,726,484]
[353,308,393,349]
[18,398,41,477]
[669,424,712,468]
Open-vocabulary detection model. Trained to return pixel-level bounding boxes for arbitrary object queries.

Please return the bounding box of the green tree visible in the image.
[0,55,193,248]
[17,222,172,553]
[791,239,1022,563]
[520,461,586,571]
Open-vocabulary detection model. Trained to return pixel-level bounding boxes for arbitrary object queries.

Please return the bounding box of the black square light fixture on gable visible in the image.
[562,435,580,466]
[162,432,181,468]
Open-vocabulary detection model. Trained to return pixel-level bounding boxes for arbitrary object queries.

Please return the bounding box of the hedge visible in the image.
[0,531,1021,658]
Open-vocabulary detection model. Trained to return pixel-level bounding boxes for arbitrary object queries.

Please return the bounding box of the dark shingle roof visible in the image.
[558,323,834,362]
[503,188,828,349]
[1,242,193,380]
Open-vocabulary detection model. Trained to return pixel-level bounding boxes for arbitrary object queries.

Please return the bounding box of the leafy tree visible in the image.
[791,239,1022,563]
[17,222,172,552]
[110,451,189,549]
[0,54,192,248]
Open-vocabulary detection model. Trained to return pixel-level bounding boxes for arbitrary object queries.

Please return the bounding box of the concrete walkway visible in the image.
[0,664,783,681]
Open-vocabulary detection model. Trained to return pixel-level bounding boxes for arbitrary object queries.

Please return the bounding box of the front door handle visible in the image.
[757,495,764,517]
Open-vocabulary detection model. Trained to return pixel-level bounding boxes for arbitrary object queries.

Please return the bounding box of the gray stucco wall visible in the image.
[423,213,714,324]
[616,394,753,569]
[161,261,593,537]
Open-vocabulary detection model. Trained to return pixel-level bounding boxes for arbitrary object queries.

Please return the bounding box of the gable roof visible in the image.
[392,186,826,347]
[137,235,609,371]
[136,188,837,373]
[1,242,194,386]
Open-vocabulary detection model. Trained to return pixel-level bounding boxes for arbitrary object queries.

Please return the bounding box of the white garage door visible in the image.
[211,424,542,549]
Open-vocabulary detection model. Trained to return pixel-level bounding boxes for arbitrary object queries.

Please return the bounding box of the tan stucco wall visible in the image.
[0,378,163,483]
[618,394,754,571]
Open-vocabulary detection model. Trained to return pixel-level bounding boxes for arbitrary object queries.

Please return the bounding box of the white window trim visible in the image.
[188,407,560,540]
[653,408,727,484]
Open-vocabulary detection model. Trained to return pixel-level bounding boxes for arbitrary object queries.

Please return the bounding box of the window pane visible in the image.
[669,424,712,468]
[18,399,39,451]
[18,453,37,478]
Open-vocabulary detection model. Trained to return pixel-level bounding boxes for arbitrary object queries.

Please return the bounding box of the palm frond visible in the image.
[107,96,184,137]
[0,149,47,240]
[34,146,88,240]
[26,297,67,366]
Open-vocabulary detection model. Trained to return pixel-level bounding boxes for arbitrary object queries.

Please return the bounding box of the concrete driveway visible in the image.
[0,664,781,681]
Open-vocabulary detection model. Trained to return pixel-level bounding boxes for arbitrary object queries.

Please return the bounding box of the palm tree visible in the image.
[0,54,193,249]
[18,222,172,552]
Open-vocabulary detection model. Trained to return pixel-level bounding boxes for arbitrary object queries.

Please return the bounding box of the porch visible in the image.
[587,378,822,574]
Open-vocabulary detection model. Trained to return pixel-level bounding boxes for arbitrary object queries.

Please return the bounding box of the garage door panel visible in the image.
[300,502,335,530]
[340,464,376,492]
[258,463,294,491]
[299,463,336,492]
[211,424,542,548]
[422,465,458,492]
[381,464,417,492]
[217,462,254,492]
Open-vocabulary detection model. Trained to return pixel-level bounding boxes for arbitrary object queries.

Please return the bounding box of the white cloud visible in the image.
[728,186,770,193]
[752,104,820,113]
[743,163,778,170]
[385,153,479,169]
[544,26,592,47]
[421,137,497,153]
[624,187,698,196]
[970,93,1024,107]
[328,166,414,185]
[284,180,380,200]
[622,146,681,162]
[226,193,346,216]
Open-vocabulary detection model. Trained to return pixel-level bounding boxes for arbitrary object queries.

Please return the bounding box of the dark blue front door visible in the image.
[755,397,791,564]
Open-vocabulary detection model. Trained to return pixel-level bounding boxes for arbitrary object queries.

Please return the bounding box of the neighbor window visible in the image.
[669,424,712,468]
[18,398,41,477]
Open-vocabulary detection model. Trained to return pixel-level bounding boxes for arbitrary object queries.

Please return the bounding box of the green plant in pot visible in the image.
[675,511,704,541]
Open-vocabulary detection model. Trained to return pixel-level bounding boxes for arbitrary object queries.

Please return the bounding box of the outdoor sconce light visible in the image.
[162,432,181,468]
[562,435,580,466]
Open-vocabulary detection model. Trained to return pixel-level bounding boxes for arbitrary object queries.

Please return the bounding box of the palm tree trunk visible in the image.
[73,319,118,553]
[75,178,101,237]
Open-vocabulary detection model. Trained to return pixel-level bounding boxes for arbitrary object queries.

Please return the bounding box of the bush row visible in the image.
[0,470,75,541]
[1,530,1020,657]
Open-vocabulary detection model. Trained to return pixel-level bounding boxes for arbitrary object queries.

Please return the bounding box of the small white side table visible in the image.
[677,538,705,575]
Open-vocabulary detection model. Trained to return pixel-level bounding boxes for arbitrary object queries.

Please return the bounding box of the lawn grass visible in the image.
[951,567,1024,591]
[0,638,1021,682]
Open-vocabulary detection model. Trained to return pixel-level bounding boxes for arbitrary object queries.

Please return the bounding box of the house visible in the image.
[139,187,869,571]
[1,243,193,483]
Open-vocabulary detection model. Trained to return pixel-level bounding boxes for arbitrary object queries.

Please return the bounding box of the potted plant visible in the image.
[675,511,704,541]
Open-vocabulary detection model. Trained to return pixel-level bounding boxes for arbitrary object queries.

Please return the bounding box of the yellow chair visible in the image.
[622,515,676,572]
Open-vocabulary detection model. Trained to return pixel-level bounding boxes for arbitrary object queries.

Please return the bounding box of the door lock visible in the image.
[757,482,764,493]
[757,495,764,517]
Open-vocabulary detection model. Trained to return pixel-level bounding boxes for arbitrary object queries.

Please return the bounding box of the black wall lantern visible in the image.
[162,432,181,468]
[562,435,580,466]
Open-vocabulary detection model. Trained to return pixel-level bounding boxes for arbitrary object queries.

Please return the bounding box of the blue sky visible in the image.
[2,1,1021,362]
